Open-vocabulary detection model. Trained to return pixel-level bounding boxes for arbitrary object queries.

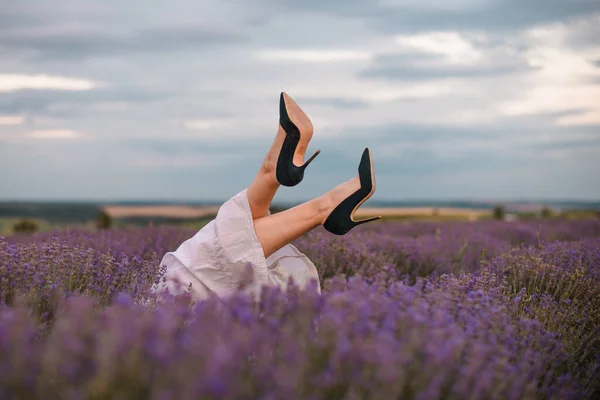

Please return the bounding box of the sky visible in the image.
[1,1,599,203]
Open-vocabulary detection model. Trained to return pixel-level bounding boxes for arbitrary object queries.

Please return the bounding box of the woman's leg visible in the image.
[245,130,282,220]
[253,175,361,258]
[246,93,315,219]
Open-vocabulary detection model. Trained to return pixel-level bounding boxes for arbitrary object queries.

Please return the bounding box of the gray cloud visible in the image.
[553,107,600,117]
[2,119,598,201]
[294,96,370,109]
[1,1,599,201]
[0,26,244,61]
[0,2,257,62]
[119,111,600,185]
[356,32,539,81]
[309,146,518,178]
[244,0,600,34]
[564,16,600,50]
[527,137,600,151]
[123,139,266,156]
[0,10,48,30]
[360,61,534,81]
[0,87,177,117]
[313,112,599,155]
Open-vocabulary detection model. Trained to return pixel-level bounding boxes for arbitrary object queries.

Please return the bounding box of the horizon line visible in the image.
[1,198,599,205]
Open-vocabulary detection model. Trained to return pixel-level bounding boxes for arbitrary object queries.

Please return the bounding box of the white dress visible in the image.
[153,188,321,302]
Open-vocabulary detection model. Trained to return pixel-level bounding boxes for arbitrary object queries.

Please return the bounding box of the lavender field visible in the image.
[1,218,599,399]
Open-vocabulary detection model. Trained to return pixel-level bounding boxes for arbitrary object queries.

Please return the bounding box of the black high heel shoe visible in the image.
[277,92,321,187]
[323,148,382,235]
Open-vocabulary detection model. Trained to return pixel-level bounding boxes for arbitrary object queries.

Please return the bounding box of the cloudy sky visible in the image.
[1,1,599,203]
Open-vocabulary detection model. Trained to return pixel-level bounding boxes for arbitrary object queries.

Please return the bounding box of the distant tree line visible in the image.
[492,204,555,221]
[0,203,102,223]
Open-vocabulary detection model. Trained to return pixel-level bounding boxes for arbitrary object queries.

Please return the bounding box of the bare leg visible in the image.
[246,127,283,220]
[253,176,361,258]
[246,93,315,219]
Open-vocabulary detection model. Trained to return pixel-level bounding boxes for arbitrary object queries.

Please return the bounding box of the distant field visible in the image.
[1,201,598,236]
[102,205,221,219]
[101,204,490,220]
[354,207,489,220]
[0,206,488,236]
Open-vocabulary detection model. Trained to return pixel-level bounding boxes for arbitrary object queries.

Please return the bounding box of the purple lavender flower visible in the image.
[0,218,598,398]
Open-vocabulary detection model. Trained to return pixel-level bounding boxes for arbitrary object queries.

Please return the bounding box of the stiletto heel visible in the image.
[276,92,320,187]
[323,148,382,235]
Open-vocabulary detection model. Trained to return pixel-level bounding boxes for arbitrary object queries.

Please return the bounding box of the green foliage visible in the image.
[492,204,505,220]
[12,219,39,234]
[558,210,600,220]
[95,211,112,230]
[540,207,553,218]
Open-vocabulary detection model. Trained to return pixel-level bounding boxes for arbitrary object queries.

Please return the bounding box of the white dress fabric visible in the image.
[154,188,321,302]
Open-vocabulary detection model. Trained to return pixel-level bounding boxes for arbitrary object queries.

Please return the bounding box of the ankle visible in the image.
[259,160,278,185]
[260,159,273,175]
[314,195,333,225]
[317,176,361,224]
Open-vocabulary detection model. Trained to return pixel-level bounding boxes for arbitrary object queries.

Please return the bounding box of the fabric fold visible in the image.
[154,188,320,302]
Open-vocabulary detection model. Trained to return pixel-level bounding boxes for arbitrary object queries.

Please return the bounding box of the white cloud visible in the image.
[184,120,226,130]
[0,115,25,125]
[394,31,483,64]
[528,48,598,81]
[29,130,85,139]
[499,83,600,116]
[256,49,373,63]
[0,74,99,93]
[497,20,600,122]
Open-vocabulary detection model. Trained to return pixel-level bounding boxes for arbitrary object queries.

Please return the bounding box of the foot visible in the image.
[319,176,361,225]
[262,92,314,182]
[281,92,314,167]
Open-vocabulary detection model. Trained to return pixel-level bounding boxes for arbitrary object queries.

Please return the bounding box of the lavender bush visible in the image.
[0,279,586,399]
[1,218,599,399]
[5,225,194,261]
